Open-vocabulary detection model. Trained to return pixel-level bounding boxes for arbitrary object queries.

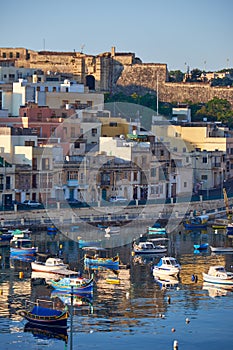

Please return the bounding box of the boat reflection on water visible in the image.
[51,290,93,309]
[24,322,68,343]
[202,282,233,298]
[10,253,36,263]
[154,276,180,290]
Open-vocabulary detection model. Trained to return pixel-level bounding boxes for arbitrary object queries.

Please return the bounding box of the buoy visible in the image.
[131,251,135,256]
[186,317,190,324]
[173,340,178,349]
[19,271,24,279]
[171,328,176,332]
[167,296,171,303]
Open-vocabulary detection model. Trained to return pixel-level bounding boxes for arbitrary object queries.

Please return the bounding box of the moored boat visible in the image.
[193,243,209,250]
[18,299,69,328]
[202,266,233,285]
[10,238,37,255]
[50,275,94,294]
[47,225,57,235]
[183,215,209,229]
[31,257,78,276]
[152,256,181,277]
[210,246,233,253]
[133,241,167,255]
[147,223,167,235]
[84,254,120,270]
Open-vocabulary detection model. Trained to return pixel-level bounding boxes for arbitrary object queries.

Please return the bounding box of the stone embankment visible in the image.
[0,197,229,232]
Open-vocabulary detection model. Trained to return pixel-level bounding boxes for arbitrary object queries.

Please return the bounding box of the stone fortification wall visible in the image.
[1,47,233,106]
[115,64,233,106]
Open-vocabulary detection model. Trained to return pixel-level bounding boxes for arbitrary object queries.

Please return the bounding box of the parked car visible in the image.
[23,200,42,207]
[109,196,127,202]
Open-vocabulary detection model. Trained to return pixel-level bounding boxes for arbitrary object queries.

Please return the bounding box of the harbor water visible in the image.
[0,224,233,350]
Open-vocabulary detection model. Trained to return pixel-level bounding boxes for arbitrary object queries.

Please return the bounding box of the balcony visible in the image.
[67,179,78,187]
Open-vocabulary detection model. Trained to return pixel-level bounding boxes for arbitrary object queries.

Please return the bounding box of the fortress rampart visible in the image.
[1,47,233,106]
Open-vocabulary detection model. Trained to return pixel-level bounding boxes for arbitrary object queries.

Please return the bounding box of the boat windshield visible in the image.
[164,258,178,266]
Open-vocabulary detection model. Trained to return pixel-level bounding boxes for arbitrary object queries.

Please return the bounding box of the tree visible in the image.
[195,97,233,126]
[169,70,184,82]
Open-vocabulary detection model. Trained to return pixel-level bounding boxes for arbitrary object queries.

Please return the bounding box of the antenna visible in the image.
[43,38,45,51]
[81,44,85,53]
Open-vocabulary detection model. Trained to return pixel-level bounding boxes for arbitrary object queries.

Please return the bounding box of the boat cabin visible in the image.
[208,266,228,278]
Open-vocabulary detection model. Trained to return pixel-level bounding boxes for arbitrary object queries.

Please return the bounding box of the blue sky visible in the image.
[1,0,232,72]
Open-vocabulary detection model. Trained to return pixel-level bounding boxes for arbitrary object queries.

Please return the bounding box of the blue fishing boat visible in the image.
[47,225,57,235]
[78,239,101,248]
[148,223,167,235]
[84,254,119,270]
[10,238,37,255]
[19,299,69,328]
[183,215,209,229]
[194,243,209,250]
[50,276,94,294]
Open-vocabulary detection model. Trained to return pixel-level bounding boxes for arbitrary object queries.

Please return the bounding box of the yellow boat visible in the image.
[106,276,120,284]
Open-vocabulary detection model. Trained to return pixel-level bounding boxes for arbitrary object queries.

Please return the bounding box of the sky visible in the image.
[1,0,233,72]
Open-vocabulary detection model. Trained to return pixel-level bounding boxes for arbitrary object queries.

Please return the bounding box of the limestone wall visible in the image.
[1,47,233,106]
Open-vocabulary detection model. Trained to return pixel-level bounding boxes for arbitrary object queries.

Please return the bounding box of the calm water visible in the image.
[1,225,233,350]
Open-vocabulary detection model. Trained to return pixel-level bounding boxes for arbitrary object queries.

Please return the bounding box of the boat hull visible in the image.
[10,247,37,255]
[133,247,167,255]
[210,246,233,253]
[202,272,233,285]
[84,256,119,269]
[19,306,68,328]
[50,277,94,294]
[184,223,207,229]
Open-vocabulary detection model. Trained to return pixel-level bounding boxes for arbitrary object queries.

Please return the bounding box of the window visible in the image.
[92,128,97,136]
[32,158,37,170]
[133,172,137,181]
[16,52,20,58]
[67,171,78,180]
[151,168,156,177]
[71,127,75,138]
[25,141,35,147]
[203,157,208,163]
[142,156,147,166]
[109,122,117,127]
[2,52,6,58]
[37,113,42,121]
[6,176,11,190]
[160,149,164,157]
[42,158,49,170]
[9,52,13,58]
[184,181,187,188]
[201,175,208,180]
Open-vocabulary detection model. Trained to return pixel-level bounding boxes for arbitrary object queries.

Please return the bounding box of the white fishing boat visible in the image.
[152,256,181,277]
[31,257,78,275]
[133,241,167,255]
[210,246,233,253]
[202,266,233,285]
